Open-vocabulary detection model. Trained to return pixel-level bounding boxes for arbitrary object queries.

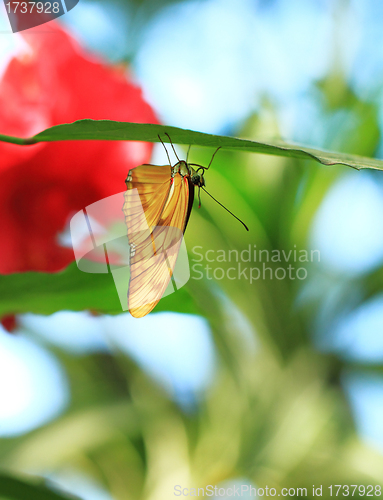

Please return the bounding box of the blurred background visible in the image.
[1,0,383,498]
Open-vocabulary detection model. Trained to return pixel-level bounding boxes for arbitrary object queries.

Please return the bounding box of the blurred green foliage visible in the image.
[0,472,77,500]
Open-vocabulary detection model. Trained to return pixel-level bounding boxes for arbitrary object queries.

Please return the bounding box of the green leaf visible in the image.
[0,472,78,500]
[1,120,383,171]
[0,263,198,316]
[0,263,120,316]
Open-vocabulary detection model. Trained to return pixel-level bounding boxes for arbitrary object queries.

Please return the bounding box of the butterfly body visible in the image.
[172,160,205,189]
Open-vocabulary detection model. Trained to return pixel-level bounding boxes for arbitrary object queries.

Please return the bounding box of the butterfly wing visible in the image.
[123,164,193,318]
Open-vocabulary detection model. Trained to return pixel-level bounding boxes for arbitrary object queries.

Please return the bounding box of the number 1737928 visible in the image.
[5,2,61,14]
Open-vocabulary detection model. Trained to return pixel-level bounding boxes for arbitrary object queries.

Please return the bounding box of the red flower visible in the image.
[0,23,158,274]
[0,314,17,333]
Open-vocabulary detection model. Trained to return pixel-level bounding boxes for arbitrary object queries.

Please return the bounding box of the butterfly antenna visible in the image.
[164,132,180,162]
[201,187,249,231]
[158,134,172,166]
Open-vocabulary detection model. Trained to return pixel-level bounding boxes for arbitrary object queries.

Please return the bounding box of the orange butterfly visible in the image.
[123,134,247,318]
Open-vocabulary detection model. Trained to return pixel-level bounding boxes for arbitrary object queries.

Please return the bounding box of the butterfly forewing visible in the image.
[123,164,172,232]
[123,164,191,318]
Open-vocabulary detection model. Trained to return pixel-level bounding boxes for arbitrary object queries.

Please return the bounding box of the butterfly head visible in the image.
[189,166,206,187]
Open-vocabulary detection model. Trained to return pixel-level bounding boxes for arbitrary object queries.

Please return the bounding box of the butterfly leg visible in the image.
[187,147,221,173]
[164,133,181,162]
[206,147,221,170]
[158,134,172,166]
[186,144,192,163]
